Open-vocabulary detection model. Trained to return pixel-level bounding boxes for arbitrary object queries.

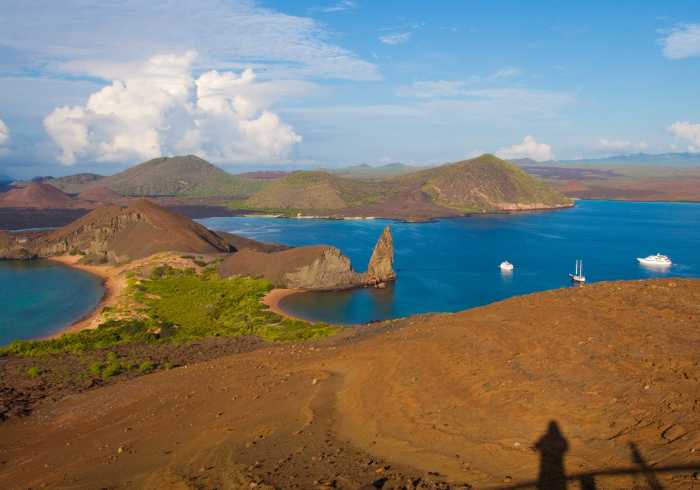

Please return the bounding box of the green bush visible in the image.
[138,360,155,373]
[26,366,41,378]
[101,361,123,380]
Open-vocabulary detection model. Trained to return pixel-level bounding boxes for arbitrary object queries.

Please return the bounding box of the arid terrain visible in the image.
[1,279,699,489]
[521,164,700,202]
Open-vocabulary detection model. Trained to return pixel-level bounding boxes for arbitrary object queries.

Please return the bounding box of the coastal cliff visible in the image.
[220,226,396,290]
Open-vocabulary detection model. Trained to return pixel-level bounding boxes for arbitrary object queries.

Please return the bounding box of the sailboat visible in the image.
[569,259,586,283]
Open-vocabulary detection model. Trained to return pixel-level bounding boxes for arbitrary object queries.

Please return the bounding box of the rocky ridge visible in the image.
[220,226,396,290]
[0,199,233,262]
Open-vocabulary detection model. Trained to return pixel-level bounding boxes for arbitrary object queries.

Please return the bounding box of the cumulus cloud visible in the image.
[379,32,412,45]
[43,52,304,165]
[496,136,553,161]
[668,121,700,151]
[661,23,700,59]
[597,138,647,153]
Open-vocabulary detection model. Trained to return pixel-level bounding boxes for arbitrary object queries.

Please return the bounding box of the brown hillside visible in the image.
[34,199,233,262]
[0,182,84,209]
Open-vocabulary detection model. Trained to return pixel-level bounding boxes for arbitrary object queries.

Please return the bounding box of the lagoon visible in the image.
[200,200,700,324]
[0,260,104,345]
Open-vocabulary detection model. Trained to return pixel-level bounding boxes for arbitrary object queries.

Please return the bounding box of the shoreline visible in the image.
[262,288,307,322]
[45,256,123,339]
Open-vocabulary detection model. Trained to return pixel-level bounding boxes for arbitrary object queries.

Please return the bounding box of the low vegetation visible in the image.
[2,267,337,357]
[236,154,571,215]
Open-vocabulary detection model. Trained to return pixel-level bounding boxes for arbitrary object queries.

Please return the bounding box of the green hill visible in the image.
[411,154,571,212]
[245,171,389,211]
[242,154,571,218]
[96,155,266,198]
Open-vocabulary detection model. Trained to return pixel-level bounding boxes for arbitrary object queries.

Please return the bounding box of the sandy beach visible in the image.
[261,288,306,321]
[46,255,125,337]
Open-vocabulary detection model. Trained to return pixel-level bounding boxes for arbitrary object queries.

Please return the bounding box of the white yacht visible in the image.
[499,261,514,272]
[637,253,672,267]
[569,259,586,283]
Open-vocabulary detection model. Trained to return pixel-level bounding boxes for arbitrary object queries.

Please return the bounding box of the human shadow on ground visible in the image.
[489,420,700,490]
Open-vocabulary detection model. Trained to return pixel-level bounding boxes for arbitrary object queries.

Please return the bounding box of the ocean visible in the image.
[200,200,700,324]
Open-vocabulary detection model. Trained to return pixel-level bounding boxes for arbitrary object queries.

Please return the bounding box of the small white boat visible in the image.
[637,253,672,267]
[569,259,586,283]
[499,261,514,272]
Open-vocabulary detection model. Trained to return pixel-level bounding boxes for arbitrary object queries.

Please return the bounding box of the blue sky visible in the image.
[0,0,699,177]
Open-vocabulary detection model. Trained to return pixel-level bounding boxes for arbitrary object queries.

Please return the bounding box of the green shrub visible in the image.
[138,360,155,373]
[26,366,41,378]
[102,362,123,380]
[89,361,104,376]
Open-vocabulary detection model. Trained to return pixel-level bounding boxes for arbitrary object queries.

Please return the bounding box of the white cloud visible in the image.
[43,52,304,165]
[490,67,522,79]
[597,138,647,153]
[379,32,412,45]
[496,136,553,161]
[0,0,379,81]
[319,1,357,12]
[668,121,700,151]
[661,23,700,59]
[0,117,9,146]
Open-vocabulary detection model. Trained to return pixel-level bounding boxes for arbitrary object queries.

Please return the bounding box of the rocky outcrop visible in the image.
[219,227,396,291]
[0,231,37,260]
[283,247,362,290]
[362,226,396,287]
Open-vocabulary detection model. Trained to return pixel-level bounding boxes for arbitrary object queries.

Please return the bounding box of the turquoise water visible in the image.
[200,200,700,324]
[0,260,104,346]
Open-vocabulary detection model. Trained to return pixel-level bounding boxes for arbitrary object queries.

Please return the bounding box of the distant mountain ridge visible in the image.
[512,152,700,167]
[325,162,430,179]
[0,182,87,209]
[38,173,104,194]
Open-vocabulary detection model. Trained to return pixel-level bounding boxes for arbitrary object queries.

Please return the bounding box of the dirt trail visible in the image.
[1,279,699,489]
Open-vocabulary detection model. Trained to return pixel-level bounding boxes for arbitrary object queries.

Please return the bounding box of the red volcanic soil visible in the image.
[0,279,699,489]
[0,182,86,209]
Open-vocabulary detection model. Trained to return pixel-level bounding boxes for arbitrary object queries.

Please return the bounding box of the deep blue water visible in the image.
[200,200,700,324]
[0,260,104,346]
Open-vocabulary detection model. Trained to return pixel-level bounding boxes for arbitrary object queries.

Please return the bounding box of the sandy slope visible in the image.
[1,279,699,489]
